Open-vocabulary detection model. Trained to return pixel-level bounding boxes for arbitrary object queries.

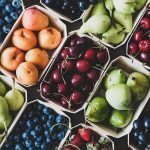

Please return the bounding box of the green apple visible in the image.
[106,83,133,110]
[0,81,7,96]
[5,89,24,111]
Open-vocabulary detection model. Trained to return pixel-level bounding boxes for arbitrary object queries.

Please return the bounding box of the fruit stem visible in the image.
[12,78,15,91]
[0,121,8,140]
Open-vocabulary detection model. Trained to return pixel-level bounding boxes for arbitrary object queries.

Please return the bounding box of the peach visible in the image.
[16,62,39,85]
[12,28,37,51]
[25,48,49,69]
[22,8,49,31]
[38,27,62,50]
[0,47,25,71]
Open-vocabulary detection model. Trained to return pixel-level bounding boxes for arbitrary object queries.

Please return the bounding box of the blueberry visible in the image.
[46,120,53,127]
[22,131,30,139]
[33,117,39,123]
[16,9,22,14]
[25,140,33,148]
[41,115,48,122]
[5,4,14,12]
[133,120,142,130]
[43,0,52,4]
[44,129,50,137]
[15,144,23,150]
[46,137,52,143]
[34,141,41,148]
[31,130,38,138]
[144,117,150,129]
[0,18,4,26]
[57,131,65,140]
[56,115,64,123]
[48,114,55,122]
[41,142,47,150]
[89,0,98,4]
[138,133,147,144]
[12,0,22,8]
[2,24,11,34]
[4,142,12,148]
[36,136,42,142]
[35,125,42,131]
[14,135,20,142]
[78,1,89,11]
[43,107,51,115]
[133,131,140,139]
[27,120,34,129]
[4,16,13,23]
[0,0,6,7]
[1,9,7,16]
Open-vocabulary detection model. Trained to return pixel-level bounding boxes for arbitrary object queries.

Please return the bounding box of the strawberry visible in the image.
[71,134,83,148]
[78,128,92,142]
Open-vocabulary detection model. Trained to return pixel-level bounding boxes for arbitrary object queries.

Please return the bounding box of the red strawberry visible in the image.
[71,134,83,148]
[78,128,92,142]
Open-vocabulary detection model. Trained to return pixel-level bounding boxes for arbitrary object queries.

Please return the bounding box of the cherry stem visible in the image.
[143,30,150,37]
[91,66,109,77]
[131,49,141,63]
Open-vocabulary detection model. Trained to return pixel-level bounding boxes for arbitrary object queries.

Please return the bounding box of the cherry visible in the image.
[41,83,51,97]
[139,52,150,63]
[77,37,91,49]
[69,46,79,57]
[129,42,138,56]
[134,31,143,42]
[57,83,66,94]
[140,17,150,29]
[60,48,69,59]
[84,49,96,61]
[148,32,150,39]
[51,69,62,82]
[60,97,68,108]
[82,83,93,93]
[96,50,107,63]
[87,69,99,81]
[146,10,150,17]
[76,59,90,72]
[71,74,83,87]
[138,40,150,52]
[57,63,62,71]
[62,60,74,71]
[69,36,78,47]
[147,3,150,10]
[70,91,83,105]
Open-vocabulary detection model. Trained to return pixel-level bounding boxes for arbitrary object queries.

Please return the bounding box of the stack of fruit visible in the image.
[41,34,109,112]
[0,0,23,45]
[86,67,149,130]
[0,7,63,86]
[42,0,98,21]
[0,76,25,143]
[2,101,70,150]
[61,124,113,150]
[79,0,147,46]
[128,3,150,67]
[130,114,150,149]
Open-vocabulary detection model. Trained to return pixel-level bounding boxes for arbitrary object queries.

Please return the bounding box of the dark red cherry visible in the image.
[139,52,150,63]
[60,48,69,59]
[57,63,62,71]
[57,83,66,94]
[51,70,62,82]
[71,74,83,87]
[87,69,99,81]
[96,50,107,63]
[76,59,90,72]
[62,60,74,71]
[129,42,138,56]
[133,31,143,42]
[69,46,79,57]
[41,83,51,97]
[60,97,69,108]
[84,49,96,61]
[69,36,79,47]
[140,17,150,29]
[138,40,150,52]
[82,83,93,93]
[70,91,83,105]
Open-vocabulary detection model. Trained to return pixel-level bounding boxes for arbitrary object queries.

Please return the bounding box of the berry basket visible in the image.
[1,99,71,150]
[0,5,67,87]
[126,4,150,70]
[0,75,27,148]
[0,0,24,46]
[84,56,150,138]
[40,32,110,113]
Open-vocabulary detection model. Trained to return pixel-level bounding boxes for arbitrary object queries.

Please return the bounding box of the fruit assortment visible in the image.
[86,62,150,133]
[130,115,150,150]
[79,0,147,47]
[0,8,63,86]
[0,0,23,45]
[40,34,109,112]
[128,3,150,67]
[0,76,25,143]
[42,0,98,21]
[2,101,70,150]
[61,124,113,150]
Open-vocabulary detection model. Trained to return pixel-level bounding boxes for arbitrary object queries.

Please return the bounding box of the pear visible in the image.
[109,109,133,128]
[106,83,132,110]
[104,0,114,17]
[104,68,127,89]
[79,15,111,34]
[113,10,133,33]
[102,23,126,45]
[127,72,149,102]
[135,0,147,11]
[5,89,24,111]
[91,0,108,16]
[0,114,12,130]
[86,97,111,122]
[0,81,7,96]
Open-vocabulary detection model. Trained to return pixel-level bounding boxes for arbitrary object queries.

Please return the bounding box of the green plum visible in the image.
[0,81,7,96]
[127,72,149,102]
[109,109,133,128]
[104,68,127,90]
[105,83,133,110]
[5,89,24,111]
[86,97,111,122]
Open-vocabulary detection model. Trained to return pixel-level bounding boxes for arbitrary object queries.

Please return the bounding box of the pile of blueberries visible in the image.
[132,116,150,149]
[42,0,98,20]
[0,0,23,45]
[2,102,69,150]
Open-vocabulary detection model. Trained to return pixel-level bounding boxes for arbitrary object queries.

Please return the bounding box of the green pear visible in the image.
[109,109,133,128]
[0,81,7,96]
[104,0,114,17]
[106,83,132,110]
[104,68,127,89]
[5,89,24,111]
[135,0,147,11]
[86,97,111,122]
[79,15,111,34]
[102,23,126,45]
[113,10,133,33]
[127,72,149,102]
[0,114,12,130]
[91,0,108,16]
